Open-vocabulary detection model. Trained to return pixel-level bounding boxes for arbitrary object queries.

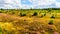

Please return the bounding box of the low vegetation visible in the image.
[0,8,60,34]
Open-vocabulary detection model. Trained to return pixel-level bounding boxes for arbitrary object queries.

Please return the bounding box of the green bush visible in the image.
[51,14,55,19]
[0,11,2,13]
[22,14,26,16]
[32,12,37,16]
[43,13,46,16]
[48,8,52,12]
[48,20,53,25]
[22,32,30,34]
[20,13,26,17]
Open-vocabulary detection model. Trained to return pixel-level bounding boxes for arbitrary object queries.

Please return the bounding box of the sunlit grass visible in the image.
[0,9,60,34]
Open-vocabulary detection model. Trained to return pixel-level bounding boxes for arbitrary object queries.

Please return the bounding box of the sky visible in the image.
[0,0,60,9]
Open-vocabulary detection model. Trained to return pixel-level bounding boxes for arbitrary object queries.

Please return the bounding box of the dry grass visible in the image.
[0,12,60,34]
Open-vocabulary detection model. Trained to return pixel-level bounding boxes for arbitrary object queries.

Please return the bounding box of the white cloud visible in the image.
[4,0,13,3]
[21,4,32,9]
[21,0,56,9]
[31,0,55,4]
[0,0,60,9]
[56,2,60,7]
[0,0,21,9]
[30,0,55,6]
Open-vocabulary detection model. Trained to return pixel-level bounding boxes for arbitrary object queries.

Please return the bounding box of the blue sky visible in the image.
[0,0,60,9]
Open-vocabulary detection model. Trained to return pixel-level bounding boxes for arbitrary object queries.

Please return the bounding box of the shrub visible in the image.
[20,13,26,17]
[51,14,55,19]
[48,8,52,12]
[48,20,53,25]
[40,15,43,18]
[48,10,51,12]
[43,13,46,16]
[51,16,55,18]
[22,14,26,16]
[32,12,37,16]
[11,12,15,14]
[0,11,2,13]
[22,32,30,34]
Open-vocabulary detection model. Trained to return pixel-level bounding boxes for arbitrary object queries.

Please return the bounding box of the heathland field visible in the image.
[0,9,60,34]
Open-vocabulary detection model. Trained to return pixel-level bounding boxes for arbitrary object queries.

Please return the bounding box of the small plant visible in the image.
[48,8,52,12]
[22,14,26,16]
[0,11,2,13]
[20,13,26,17]
[51,14,55,19]
[22,32,30,34]
[20,13,22,16]
[48,10,51,12]
[40,15,43,18]
[7,31,12,34]
[48,20,53,25]
[43,13,46,16]
[11,12,15,14]
[32,12,37,16]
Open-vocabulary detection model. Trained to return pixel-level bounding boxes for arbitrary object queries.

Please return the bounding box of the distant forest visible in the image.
[0,8,60,10]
